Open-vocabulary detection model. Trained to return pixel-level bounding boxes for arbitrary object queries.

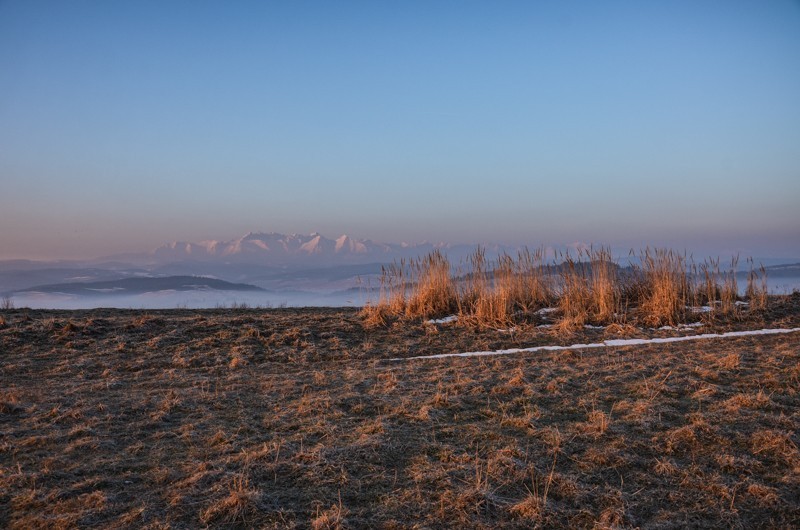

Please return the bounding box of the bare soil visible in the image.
[1,295,799,528]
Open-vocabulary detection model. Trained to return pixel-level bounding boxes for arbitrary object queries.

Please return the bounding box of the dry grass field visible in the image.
[1,294,799,528]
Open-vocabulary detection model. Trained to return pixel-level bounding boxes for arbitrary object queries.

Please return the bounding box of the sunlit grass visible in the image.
[362,246,769,329]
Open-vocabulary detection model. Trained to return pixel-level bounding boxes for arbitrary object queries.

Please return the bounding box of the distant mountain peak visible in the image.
[299,234,330,254]
[335,234,368,254]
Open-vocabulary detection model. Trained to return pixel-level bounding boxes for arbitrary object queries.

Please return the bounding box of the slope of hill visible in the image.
[12,276,263,296]
[2,304,798,527]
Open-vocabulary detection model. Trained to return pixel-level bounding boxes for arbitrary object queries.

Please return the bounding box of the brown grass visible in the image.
[362,250,458,326]
[632,248,691,326]
[199,475,263,526]
[363,246,771,330]
[1,300,799,527]
[746,259,769,311]
[405,250,458,318]
[552,247,622,331]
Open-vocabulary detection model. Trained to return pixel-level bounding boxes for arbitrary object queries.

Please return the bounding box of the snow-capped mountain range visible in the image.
[146,232,471,265]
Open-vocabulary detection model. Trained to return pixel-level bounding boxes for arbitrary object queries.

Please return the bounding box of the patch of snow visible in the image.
[388,327,800,361]
[426,315,458,325]
[691,306,714,313]
[657,322,704,331]
[584,325,605,330]
[535,307,559,315]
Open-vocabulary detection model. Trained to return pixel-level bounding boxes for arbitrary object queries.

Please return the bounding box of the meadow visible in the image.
[1,249,798,528]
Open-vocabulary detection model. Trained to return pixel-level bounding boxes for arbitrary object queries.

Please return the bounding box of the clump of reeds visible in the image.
[698,256,740,317]
[588,248,621,324]
[720,256,740,316]
[632,248,690,327]
[746,258,768,311]
[361,245,769,330]
[456,250,514,327]
[457,247,500,326]
[514,247,554,311]
[383,262,408,315]
[405,250,458,318]
[361,261,408,327]
[553,247,621,330]
[555,252,592,330]
[457,247,555,328]
[360,250,457,322]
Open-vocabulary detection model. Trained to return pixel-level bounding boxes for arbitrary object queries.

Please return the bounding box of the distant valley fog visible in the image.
[5,270,799,311]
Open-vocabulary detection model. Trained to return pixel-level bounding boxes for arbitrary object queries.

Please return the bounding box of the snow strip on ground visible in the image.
[388,327,800,362]
[426,315,459,324]
[657,322,704,330]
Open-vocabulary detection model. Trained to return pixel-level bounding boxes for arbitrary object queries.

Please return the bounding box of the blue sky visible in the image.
[1,1,799,259]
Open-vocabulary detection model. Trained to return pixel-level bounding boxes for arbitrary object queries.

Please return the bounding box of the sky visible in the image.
[1,0,799,260]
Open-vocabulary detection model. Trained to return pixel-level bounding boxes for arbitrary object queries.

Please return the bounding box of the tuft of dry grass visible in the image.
[716,352,740,370]
[510,454,558,521]
[699,256,740,317]
[458,247,499,326]
[460,247,555,329]
[359,303,389,329]
[555,247,621,329]
[555,252,593,329]
[746,483,779,506]
[404,250,458,318]
[588,248,621,323]
[1,295,14,310]
[200,475,263,525]
[632,248,691,326]
[311,498,349,530]
[746,259,769,311]
[750,430,798,461]
[360,250,457,322]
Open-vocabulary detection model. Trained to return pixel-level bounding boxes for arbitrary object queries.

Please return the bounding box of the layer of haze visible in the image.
[2,1,799,260]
